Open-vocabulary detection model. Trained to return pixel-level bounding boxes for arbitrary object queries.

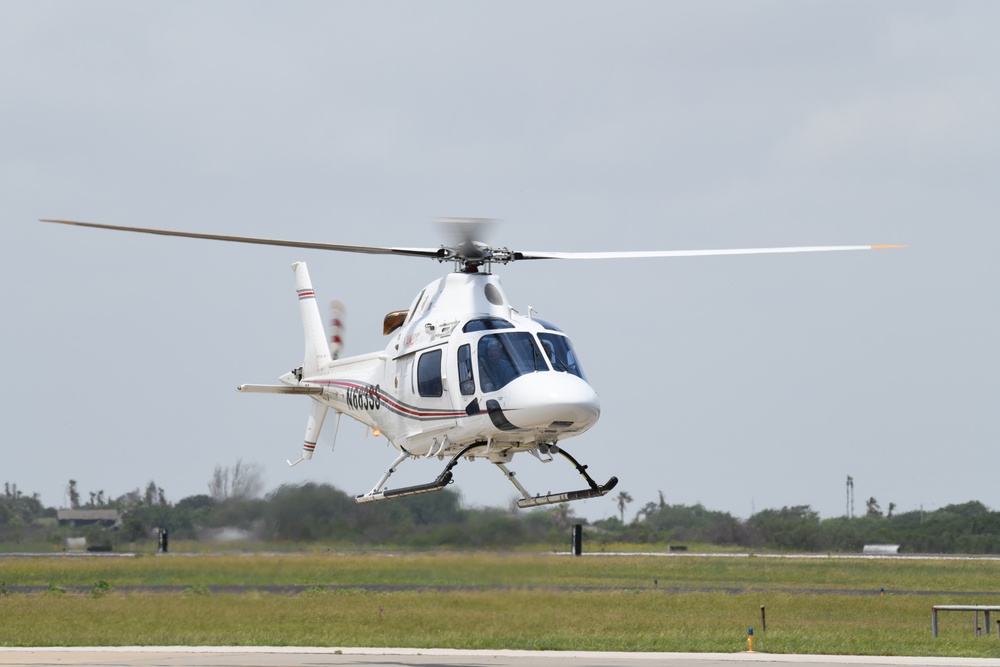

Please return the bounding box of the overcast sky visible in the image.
[3,2,998,522]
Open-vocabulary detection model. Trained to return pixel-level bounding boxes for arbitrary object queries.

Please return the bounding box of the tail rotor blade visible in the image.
[329,300,345,360]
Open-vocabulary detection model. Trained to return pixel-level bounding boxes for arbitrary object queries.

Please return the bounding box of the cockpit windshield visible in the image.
[478,332,546,392]
[538,333,586,380]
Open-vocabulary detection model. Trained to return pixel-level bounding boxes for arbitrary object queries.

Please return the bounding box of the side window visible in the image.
[457,344,475,396]
[539,333,586,380]
[417,349,443,397]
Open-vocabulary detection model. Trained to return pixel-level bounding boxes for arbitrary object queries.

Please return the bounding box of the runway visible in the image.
[2,647,1000,667]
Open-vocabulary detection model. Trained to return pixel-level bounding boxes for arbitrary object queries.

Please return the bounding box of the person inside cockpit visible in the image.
[479,337,516,392]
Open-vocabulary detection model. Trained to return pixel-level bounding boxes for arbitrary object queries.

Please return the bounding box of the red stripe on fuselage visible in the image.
[319,380,469,419]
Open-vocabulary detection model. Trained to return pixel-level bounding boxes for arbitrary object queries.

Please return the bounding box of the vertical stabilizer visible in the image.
[301,400,329,460]
[292,262,333,376]
[288,400,330,467]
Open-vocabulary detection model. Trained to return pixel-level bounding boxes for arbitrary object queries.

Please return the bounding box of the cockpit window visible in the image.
[538,333,586,380]
[462,317,515,333]
[533,318,563,332]
[478,332,546,392]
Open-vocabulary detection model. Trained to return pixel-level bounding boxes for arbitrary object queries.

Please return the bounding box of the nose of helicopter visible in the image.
[498,372,601,433]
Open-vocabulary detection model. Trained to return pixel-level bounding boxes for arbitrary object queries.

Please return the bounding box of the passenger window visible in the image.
[457,344,475,396]
[417,349,443,397]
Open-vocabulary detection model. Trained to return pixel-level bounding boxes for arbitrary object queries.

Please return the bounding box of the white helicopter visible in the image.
[42,218,901,508]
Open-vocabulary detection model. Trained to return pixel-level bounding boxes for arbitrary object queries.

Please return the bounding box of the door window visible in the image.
[457,344,475,395]
[417,349,443,397]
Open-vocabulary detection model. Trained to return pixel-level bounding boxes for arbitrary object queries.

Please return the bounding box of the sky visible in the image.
[3,2,998,522]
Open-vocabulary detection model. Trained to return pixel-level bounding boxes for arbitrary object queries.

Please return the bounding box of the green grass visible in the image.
[3,551,999,591]
[1,552,999,657]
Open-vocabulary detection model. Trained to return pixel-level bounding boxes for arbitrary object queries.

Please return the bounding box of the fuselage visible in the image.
[283,271,600,462]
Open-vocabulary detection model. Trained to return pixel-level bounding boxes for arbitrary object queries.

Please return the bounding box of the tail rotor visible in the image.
[329,300,345,360]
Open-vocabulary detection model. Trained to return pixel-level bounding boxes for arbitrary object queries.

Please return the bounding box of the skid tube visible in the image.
[497,447,618,509]
[355,442,485,504]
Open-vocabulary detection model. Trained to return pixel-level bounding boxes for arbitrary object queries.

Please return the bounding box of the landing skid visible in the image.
[496,448,618,508]
[354,443,617,509]
[355,443,484,504]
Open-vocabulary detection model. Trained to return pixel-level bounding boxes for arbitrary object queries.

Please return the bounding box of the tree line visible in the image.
[595,500,1000,554]
[2,475,1000,553]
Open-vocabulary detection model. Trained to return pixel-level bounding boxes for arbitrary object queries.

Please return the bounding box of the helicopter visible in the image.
[41,217,902,508]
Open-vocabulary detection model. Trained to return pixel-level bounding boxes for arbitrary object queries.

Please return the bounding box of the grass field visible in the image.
[2,551,1000,657]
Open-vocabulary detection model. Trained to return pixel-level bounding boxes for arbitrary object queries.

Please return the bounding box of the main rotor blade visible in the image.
[515,245,905,261]
[39,219,443,259]
[41,219,903,265]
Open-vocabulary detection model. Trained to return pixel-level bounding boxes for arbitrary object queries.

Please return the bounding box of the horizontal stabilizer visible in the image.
[237,384,323,395]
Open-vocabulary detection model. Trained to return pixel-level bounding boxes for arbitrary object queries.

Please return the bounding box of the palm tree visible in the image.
[616,491,633,523]
[866,496,882,518]
[550,503,575,531]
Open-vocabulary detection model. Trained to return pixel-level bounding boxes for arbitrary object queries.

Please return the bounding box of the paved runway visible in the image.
[2,648,1000,667]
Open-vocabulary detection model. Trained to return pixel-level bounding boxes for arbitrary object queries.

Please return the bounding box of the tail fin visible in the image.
[288,400,330,466]
[292,262,333,376]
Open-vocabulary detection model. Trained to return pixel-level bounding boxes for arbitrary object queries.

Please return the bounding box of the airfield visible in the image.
[2,647,1000,667]
[4,550,1000,664]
